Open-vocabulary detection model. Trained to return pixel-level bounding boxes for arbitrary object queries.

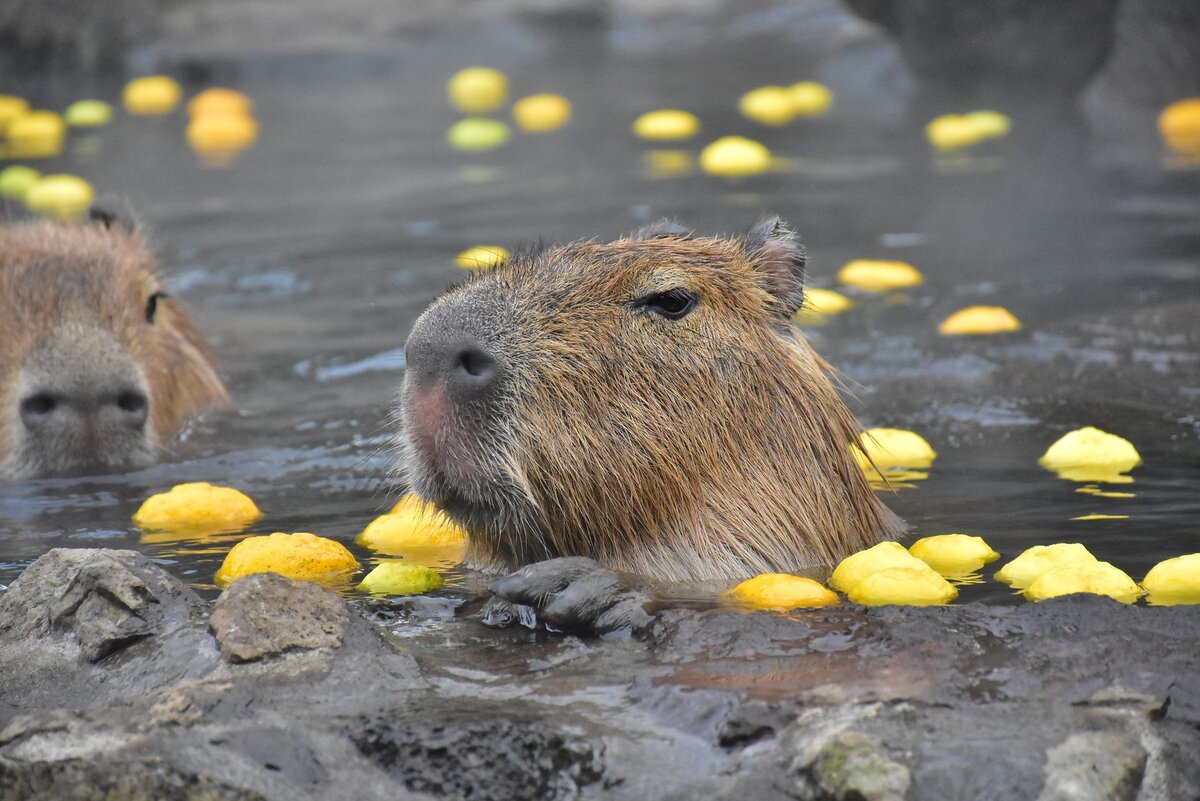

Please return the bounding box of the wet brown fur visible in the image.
[404,222,903,582]
[0,219,229,477]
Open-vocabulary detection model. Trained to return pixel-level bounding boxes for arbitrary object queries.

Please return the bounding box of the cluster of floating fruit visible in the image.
[132,482,464,596]
[445,66,572,151]
[0,79,257,220]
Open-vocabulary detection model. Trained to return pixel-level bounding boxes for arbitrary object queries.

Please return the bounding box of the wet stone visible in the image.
[209,572,347,663]
[0,548,200,663]
[795,731,911,801]
[348,700,604,801]
[1038,731,1146,801]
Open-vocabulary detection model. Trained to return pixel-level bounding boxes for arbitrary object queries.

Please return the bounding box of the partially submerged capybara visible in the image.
[399,217,903,582]
[0,211,229,479]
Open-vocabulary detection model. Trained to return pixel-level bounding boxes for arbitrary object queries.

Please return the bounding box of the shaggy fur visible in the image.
[0,219,229,478]
[400,219,903,581]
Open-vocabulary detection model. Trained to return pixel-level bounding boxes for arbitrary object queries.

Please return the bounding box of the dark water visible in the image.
[2,19,1198,609]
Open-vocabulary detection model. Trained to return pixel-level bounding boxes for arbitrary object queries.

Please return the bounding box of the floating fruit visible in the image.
[5,111,66,158]
[0,95,30,131]
[1158,98,1200,156]
[836,259,923,292]
[455,245,510,270]
[1039,426,1141,483]
[357,494,468,552]
[739,86,795,126]
[447,67,508,114]
[909,534,999,576]
[358,561,444,596]
[964,110,1011,138]
[829,541,934,593]
[512,93,571,132]
[123,76,182,116]
[1022,562,1142,604]
[633,109,700,141]
[186,112,259,159]
[1142,554,1200,606]
[926,110,1011,151]
[854,428,936,471]
[699,136,772,177]
[789,82,833,117]
[216,532,358,587]
[187,88,253,118]
[847,566,958,606]
[24,174,94,219]
[722,573,839,611]
[994,543,1097,589]
[447,118,510,151]
[63,99,113,127]
[938,305,1022,335]
[0,165,40,199]
[133,482,263,532]
[794,287,854,324]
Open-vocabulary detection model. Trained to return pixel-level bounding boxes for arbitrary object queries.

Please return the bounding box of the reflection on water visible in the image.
[1,17,1198,610]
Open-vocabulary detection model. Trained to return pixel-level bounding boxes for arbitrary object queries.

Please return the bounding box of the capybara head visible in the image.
[0,212,230,479]
[399,218,903,581]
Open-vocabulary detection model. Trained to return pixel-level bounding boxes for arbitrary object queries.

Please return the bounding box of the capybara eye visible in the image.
[639,288,697,321]
[144,290,168,324]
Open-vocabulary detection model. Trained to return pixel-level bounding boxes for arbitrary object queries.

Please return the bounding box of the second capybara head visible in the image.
[399,218,903,581]
[0,210,230,479]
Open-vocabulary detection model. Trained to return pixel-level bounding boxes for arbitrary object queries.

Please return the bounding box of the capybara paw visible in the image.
[479,596,538,629]
[486,557,651,636]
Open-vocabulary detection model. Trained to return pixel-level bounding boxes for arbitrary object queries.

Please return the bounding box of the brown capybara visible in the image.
[0,210,229,479]
[399,217,903,582]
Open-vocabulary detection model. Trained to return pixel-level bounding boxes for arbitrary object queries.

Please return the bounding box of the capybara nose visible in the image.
[453,343,498,385]
[409,336,502,401]
[19,385,150,433]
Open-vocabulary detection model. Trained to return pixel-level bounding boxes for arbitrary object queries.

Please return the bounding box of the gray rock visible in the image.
[0,548,201,663]
[209,572,348,663]
[1038,731,1146,801]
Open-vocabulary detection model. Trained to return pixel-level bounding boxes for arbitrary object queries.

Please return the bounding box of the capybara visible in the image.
[399,217,903,582]
[0,210,229,479]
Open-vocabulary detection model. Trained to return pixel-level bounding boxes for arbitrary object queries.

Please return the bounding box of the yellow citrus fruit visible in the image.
[0,95,30,131]
[447,118,510,151]
[187,112,259,155]
[794,287,854,325]
[994,543,1098,589]
[357,495,468,552]
[216,532,358,587]
[853,428,936,471]
[938,305,1022,335]
[187,88,253,118]
[1158,98,1200,155]
[512,93,571,132]
[5,111,66,158]
[133,482,263,532]
[64,99,113,127]
[1142,553,1200,606]
[123,76,182,116]
[837,259,924,292]
[699,136,772,177]
[0,165,41,199]
[455,245,510,270]
[846,566,958,606]
[633,109,700,141]
[24,174,95,219]
[722,574,839,610]
[964,110,1011,138]
[1039,427,1141,483]
[829,541,933,593]
[358,561,444,596]
[447,67,508,113]
[738,86,795,126]
[909,534,999,576]
[789,82,833,116]
[1022,562,1142,604]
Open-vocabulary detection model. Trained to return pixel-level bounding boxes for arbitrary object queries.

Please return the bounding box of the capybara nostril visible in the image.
[19,393,57,428]
[114,388,150,428]
[455,346,496,381]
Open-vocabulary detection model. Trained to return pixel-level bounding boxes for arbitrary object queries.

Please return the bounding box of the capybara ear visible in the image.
[744,216,806,318]
[631,219,692,240]
[89,196,137,232]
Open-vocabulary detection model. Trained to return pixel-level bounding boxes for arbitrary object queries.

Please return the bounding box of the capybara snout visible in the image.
[0,213,230,479]
[400,217,903,582]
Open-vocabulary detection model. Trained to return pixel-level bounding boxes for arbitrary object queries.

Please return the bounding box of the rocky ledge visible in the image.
[0,548,1197,800]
